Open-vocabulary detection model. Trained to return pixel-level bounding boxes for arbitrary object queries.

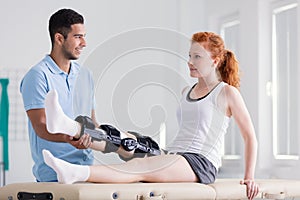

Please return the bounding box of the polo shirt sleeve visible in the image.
[20,69,48,111]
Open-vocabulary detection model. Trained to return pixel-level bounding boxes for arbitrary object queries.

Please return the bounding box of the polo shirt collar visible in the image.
[44,55,78,75]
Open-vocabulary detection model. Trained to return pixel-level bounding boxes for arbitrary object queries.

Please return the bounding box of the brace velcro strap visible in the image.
[136,136,160,156]
[99,124,121,153]
[99,124,121,146]
[74,115,95,140]
[103,142,119,153]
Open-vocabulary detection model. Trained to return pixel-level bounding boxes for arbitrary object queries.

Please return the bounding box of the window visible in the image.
[272,2,298,159]
[220,18,243,160]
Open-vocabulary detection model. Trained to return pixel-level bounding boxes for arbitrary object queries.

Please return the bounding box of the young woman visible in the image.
[42,32,259,200]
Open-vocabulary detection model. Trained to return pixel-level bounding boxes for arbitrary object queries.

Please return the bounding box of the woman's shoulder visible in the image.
[220,83,244,108]
[220,82,240,95]
[215,83,243,116]
[216,82,242,103]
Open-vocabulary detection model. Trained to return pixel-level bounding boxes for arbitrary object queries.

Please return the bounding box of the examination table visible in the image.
[0,179,300,199]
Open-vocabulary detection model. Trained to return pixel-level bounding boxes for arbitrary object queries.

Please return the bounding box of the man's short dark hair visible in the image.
[48,8,84,45]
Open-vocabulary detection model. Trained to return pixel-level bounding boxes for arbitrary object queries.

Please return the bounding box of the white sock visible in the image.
[45,90,80,137]
[42,149,90,184]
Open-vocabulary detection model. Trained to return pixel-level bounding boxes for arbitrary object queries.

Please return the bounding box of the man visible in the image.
[20,8,97,182]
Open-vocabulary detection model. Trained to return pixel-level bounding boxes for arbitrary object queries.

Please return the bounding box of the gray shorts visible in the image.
[180,153,217,184]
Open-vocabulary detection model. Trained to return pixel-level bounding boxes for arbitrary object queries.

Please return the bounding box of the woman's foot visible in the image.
[45,90,80,137]
[42,149,90,184]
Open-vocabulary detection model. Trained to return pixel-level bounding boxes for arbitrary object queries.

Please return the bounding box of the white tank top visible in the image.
[166,82,230,169]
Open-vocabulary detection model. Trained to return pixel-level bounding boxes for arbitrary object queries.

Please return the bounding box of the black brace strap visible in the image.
[99,124,121,153]
[120,131,161,158]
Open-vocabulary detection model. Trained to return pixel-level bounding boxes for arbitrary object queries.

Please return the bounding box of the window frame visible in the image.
[271,0,299,160]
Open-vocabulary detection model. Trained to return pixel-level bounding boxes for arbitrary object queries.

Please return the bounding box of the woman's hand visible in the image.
[240,179,259,200]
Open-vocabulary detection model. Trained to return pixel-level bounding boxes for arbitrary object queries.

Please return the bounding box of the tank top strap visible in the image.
[209,81,227,105]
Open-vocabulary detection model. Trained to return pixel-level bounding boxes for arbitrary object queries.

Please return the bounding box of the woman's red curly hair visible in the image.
[192,32,240,89]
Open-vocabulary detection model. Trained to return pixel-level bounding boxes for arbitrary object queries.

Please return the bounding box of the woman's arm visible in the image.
[224,85,259,199]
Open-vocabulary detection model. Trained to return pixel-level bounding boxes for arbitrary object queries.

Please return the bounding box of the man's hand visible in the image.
[67,134,92,149]
[240,179,259,200]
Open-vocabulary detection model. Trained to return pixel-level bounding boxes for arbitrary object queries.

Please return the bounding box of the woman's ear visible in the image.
[213,57,221,65]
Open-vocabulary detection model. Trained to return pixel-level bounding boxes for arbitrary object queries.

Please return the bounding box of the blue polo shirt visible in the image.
[20,55,94,182]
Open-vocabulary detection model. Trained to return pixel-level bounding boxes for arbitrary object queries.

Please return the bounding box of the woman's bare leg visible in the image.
[43,149,197,184]
[89,154,198,183]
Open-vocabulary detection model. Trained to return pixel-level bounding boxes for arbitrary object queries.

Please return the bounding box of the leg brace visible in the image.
[75,116,161,157]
